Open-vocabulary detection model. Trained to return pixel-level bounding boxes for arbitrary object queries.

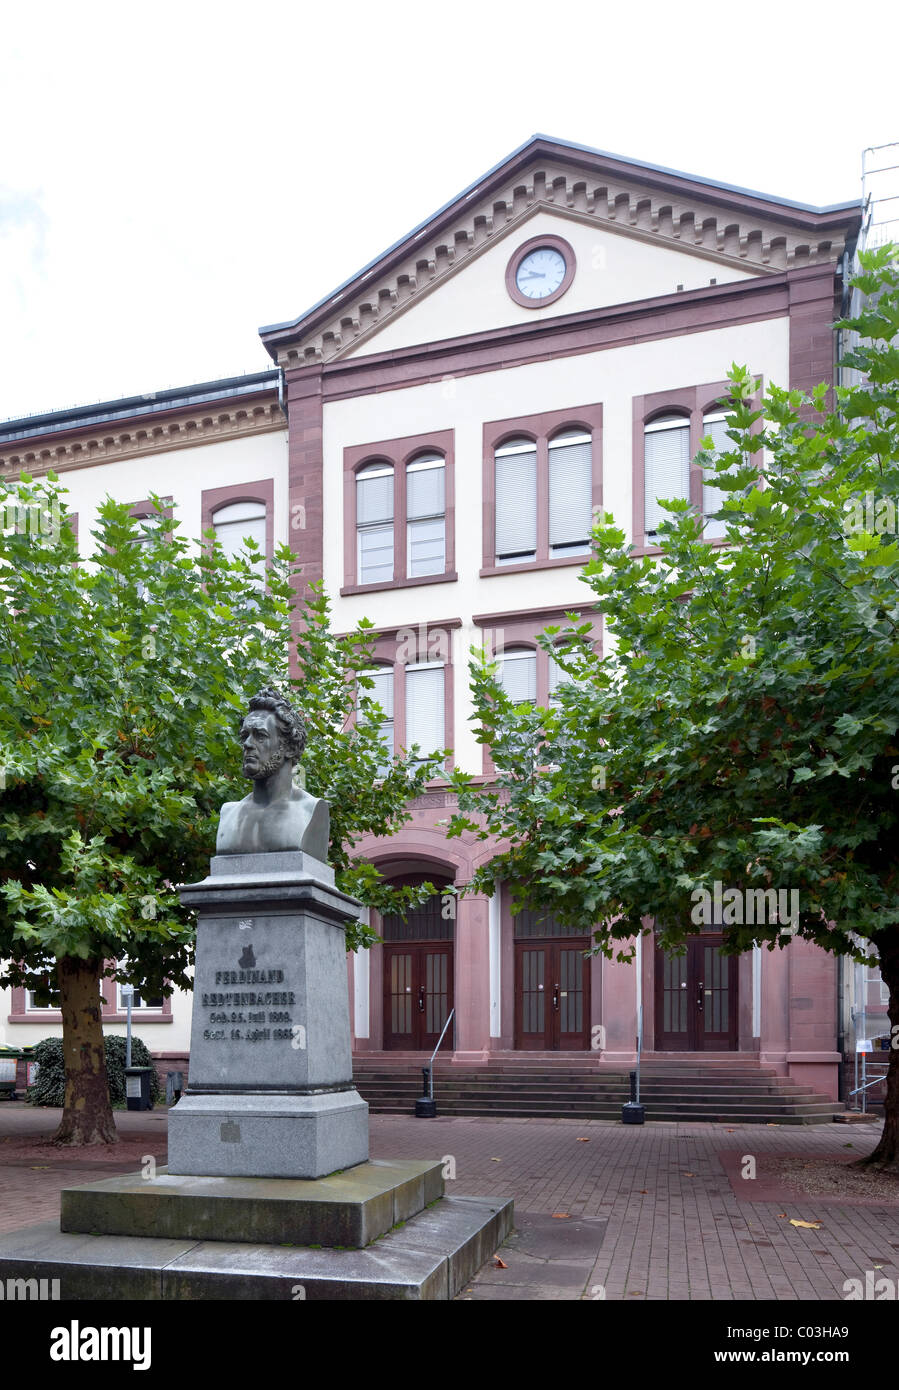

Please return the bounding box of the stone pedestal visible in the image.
[0,847,514,1299]
[167,851,368,1179]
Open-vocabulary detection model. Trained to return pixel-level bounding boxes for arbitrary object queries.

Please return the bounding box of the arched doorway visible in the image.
[380,874,454,1051]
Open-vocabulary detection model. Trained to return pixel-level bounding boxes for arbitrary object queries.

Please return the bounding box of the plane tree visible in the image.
[0,485,441,1144]
[448,246,899,1168]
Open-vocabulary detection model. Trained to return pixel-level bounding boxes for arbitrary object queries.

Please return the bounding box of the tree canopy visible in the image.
[0,478,443,1140]
[448,245,899,1165]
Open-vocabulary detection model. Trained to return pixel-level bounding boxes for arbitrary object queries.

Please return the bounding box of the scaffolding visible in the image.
[861,142,899,253]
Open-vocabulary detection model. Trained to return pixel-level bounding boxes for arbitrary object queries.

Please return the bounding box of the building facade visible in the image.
[0,136,868,1101]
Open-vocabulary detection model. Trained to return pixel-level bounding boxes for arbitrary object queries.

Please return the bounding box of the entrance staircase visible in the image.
[353,1053,844,1124]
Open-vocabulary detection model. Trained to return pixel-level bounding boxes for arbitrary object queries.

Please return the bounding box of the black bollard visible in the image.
[415,1065,437,1118]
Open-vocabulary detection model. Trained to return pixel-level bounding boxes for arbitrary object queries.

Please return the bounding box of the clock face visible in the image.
[515,246,567,300]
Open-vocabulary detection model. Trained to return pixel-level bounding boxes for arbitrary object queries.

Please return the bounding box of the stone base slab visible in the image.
[0,1196,513,1300]
[167,1089,369,1179]
[60,1159,443,1249]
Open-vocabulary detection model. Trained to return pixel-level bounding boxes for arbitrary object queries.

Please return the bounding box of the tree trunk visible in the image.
[861,926,899,1170]
[52,955,118,1146]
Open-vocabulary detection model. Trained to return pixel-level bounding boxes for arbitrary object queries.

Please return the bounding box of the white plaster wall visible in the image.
[55,430,289,555]
[326,314,790,772]
[345,211,757,358]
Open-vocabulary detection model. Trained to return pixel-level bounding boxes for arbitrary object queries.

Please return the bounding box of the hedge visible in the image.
[27,1035,161,1108]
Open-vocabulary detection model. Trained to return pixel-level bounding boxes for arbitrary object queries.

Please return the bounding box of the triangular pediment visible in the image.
[260,136,860,368]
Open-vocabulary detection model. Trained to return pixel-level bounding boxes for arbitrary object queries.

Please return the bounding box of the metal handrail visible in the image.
[424,1008,455,1100]
[849,1053,889,1114]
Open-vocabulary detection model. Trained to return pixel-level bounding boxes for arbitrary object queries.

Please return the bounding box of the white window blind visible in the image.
[548,650,564,704]
[212,500,266,561]
[644,415,690,537]
[499,649,537,704]
[549,430,592,553]
[549,643,590,704]
[406,454,445,576]
[405,663,444,760]
[495,439,537,562]
[357,462,394,583]
[133,513,164,600]
[360,666,394,770]
[702,411,730,539]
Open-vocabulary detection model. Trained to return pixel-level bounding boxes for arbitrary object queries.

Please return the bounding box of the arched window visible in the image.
[406,452,445,577]
[359,664,394,772]
[498,646,537,705]
[548,428,592,556]
[356,461,394,584]
[644,413,690,540]
[495,437,537,564]
[405,659,445,765]
[211,499,267,561]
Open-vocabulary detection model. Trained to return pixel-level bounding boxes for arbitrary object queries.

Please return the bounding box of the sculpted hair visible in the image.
[245,687,307,763]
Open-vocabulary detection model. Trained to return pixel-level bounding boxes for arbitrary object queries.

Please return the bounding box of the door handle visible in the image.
[696,980,704,1012]
[418,985,425,1014]
[552,984,560,1011]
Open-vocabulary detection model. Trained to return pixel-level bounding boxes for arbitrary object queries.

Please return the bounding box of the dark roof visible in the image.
[258,132,862,347]
[0,370,279,445]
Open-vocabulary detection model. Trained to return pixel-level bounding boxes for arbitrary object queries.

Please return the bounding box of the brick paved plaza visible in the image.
[1,1102,895,1301]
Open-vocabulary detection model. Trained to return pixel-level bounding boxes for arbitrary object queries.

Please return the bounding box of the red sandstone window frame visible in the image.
[481,403,603,576]
[356,620,461,778]
[631,379,762,554]
[201,478,275,564]
[472,606,602,776]
[342,429,456,595]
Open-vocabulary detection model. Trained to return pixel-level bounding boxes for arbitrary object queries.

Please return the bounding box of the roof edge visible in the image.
[258,133,861,349]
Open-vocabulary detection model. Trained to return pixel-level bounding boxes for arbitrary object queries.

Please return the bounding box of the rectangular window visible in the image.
[120,983,164,1010]
[344,431,454,593]
[495,440,537,563]
[644,416,690,539]
[701,412,730,540]
[548,431,592,555]
[212,500,267,562]
[406,455,445,577]
[483,404,602,574]
[357,464,394,584]
[405,662,445,763]
[360,666,395,772]
[499,649,537,704]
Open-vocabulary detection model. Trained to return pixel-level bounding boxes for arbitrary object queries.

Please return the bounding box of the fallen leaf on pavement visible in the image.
[552,1212,571,1219]
[493,1256,508,1269]
[490,1157,501,1162]
[576,1137,590,1142]
[789,1219,822,1229]
[682,1172,694,1177]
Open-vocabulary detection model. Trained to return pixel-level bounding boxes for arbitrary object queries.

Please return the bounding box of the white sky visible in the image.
[3,0,898,422]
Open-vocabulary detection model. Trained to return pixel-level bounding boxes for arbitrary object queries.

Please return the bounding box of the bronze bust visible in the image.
[216,687,330,859]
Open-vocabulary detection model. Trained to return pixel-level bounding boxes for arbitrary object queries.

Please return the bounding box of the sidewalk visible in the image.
[0,1101,894,1300]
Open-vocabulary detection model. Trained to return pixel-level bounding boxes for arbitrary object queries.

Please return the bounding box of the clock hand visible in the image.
[520,271,546,279]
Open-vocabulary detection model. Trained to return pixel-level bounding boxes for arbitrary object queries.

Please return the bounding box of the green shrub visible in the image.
[27,1035,161,1108]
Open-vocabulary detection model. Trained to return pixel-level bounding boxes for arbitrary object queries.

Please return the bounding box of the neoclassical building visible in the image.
[0,135,872,1104]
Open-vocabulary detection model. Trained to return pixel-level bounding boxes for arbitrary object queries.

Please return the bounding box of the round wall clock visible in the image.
[505,234,576,309]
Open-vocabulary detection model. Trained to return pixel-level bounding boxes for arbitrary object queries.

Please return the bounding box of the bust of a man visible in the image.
[216,687,330,860]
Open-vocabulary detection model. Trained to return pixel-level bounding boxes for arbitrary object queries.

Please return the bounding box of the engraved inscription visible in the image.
[201,965,301,1044]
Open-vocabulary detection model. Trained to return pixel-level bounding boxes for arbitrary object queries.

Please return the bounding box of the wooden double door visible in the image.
[383,943,453,1051]
[515,939,590,1050]
[655,935,737,1050]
